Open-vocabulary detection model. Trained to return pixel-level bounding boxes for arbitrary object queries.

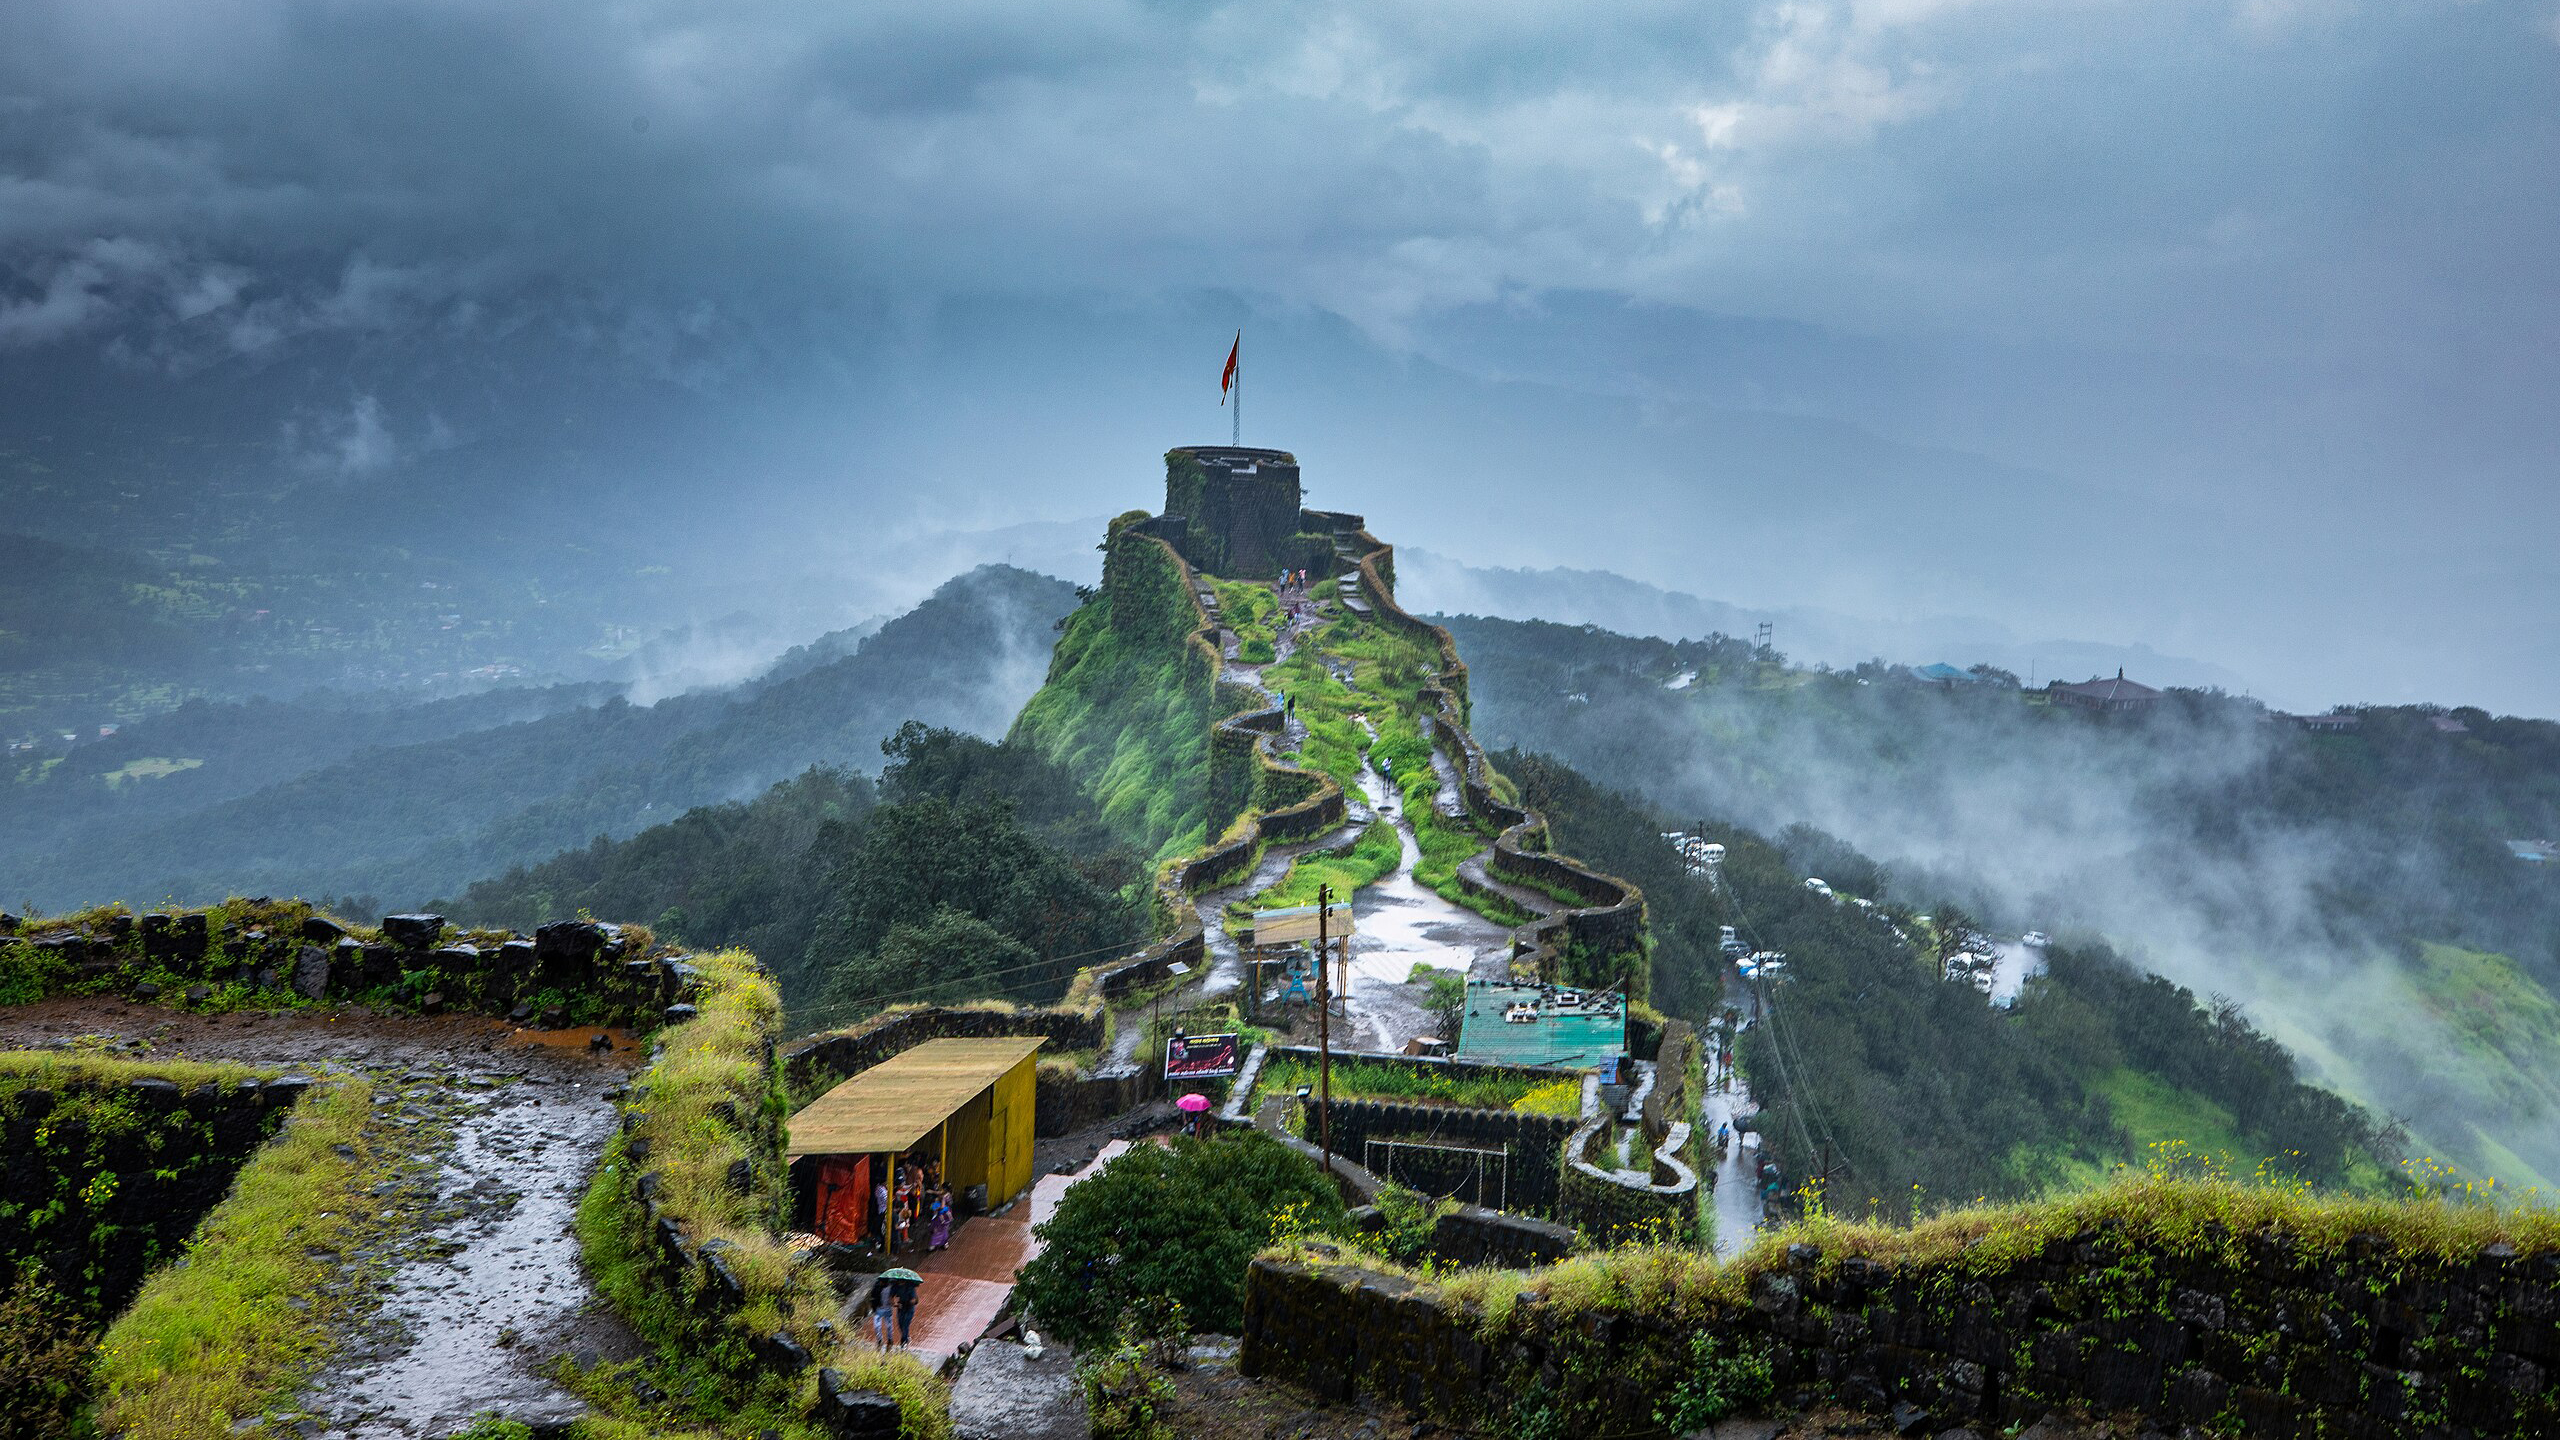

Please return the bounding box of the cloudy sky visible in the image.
[5,0,2557,711]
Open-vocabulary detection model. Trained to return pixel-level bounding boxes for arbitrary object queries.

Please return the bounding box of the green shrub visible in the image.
[1367,1185,1449,1267]
[1076,1299,1189,1440]
[1652,1330,1775,1432]
[0,1276,93,1440]
[1015,1131,1343,1346]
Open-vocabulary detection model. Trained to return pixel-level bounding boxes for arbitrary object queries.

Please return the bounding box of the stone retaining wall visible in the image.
[0,1070,301,1319]
[1241,1220,2560,1439]
[0,903,699,1031]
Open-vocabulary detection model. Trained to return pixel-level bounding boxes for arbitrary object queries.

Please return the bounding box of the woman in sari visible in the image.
[929,1187,953,1251]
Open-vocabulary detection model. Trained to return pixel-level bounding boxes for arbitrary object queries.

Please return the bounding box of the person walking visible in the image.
[929,1188,953,1252]
[893,1274,920,1348]
[871,1281,896,1352]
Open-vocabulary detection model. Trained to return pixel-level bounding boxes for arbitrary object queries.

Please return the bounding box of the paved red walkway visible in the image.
[897,1140,1132,1362]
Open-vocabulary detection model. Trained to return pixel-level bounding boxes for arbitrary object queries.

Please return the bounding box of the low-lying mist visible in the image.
[1443,616,2560,1191]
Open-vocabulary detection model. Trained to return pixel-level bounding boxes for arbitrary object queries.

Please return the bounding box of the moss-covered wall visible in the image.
[0,1066,296,1321]
[1243,1182,2560,1439]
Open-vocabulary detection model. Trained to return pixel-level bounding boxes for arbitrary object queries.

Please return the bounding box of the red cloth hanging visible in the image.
[815,1155,870,1243]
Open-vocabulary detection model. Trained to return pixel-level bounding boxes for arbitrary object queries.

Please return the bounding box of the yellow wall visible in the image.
[946,1090,992,1197]
[987,1054,1036,1204]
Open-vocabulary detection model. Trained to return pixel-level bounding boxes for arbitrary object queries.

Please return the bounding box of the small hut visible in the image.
[787,1037,1042,1245]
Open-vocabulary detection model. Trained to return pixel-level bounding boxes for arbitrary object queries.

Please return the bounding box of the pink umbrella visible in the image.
[1176,1092,1211,1113]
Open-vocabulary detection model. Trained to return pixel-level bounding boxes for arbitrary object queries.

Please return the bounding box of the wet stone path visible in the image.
[0,1001,644,1436]
[1338,762,1515,1052]
[296,1067,630,1437]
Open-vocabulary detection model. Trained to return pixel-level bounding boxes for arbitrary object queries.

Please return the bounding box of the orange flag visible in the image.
[1220,332,1239,403]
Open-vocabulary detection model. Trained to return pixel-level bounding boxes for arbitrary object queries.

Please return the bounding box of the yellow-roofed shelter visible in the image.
[787,1038,1043,1241]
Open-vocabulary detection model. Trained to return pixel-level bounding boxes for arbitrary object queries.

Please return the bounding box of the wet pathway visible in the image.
[1339,763,1515,1052]
[0,1001,643,1435]
[297,1068,627,1436]
[897,1139,1135,1363]
[1701,979,1767,1260]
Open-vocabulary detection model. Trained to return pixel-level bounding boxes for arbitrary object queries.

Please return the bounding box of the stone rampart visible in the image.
[0,902,701,1030]
[1241,1210,2560,1439]
[0,1069,302,1319]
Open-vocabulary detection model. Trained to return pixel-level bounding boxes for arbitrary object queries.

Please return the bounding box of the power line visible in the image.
[777,930,1156,1032]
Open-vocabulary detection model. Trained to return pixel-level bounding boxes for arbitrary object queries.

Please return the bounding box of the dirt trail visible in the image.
[0,1000,645,1436]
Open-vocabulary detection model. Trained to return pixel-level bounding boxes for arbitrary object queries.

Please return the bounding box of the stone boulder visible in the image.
[381,914,446,950]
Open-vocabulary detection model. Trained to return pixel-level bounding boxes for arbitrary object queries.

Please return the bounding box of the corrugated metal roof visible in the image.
[785,1037,1044,1158]
[1454,983,1625,1068]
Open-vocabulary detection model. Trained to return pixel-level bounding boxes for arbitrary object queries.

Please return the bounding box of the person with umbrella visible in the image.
[1176,1089,1211,1137]
[870,1278,896,1353]
[881,1266,923,1348]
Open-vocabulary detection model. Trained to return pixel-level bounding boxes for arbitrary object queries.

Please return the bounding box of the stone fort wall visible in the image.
[1242,1214,2560,1439]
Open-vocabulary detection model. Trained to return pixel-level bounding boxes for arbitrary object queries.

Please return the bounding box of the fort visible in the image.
[2,447,2554,1440]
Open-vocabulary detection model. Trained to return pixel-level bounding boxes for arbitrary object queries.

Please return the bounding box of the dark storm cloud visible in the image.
[7,0,2544,358]
[2,0,2557,710]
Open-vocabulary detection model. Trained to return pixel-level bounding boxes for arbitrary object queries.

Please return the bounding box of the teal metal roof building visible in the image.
[1455,982,1627,1068]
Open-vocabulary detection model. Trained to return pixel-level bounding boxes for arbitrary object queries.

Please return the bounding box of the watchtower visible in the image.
[1161,446,1303,578]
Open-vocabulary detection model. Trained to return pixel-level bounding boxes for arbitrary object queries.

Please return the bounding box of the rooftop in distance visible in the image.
[1455,980,1627,1069]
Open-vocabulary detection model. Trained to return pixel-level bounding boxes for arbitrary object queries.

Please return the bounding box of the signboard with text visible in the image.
[1164,1031,1242,1080]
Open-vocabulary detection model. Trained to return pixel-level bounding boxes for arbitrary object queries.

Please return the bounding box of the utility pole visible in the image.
[1316,882,1334,1182]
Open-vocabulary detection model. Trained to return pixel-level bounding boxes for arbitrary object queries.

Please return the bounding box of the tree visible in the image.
[1423,969,1467,1043]
[1013,1131,1344,1346]
[822,906,1035,1011]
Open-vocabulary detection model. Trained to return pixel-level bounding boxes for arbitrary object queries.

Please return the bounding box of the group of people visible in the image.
[1276,566,1321,622]
[869,1160,955,1255]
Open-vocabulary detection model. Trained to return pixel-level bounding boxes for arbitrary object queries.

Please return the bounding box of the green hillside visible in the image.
[1008,513,1219,862]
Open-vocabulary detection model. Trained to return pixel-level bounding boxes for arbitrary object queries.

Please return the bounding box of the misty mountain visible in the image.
[1400,547,2253,695]
[0,565,1077,910]
[1441,612,2560,1190]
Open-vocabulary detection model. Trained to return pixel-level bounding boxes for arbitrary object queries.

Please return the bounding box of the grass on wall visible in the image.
[1274,1161,2560,1342]
[1234,819,1402,919]
[1257,1055,1547,1111]
[91,1077,390,1440]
